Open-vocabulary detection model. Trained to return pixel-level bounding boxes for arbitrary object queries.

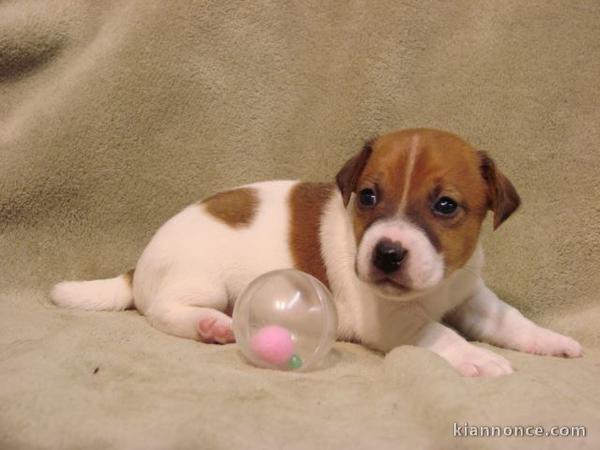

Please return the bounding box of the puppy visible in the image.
[51,128,582,377]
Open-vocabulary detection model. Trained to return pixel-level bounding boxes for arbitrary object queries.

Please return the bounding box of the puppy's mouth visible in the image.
[358,271,415,299]
[373,277,413,297]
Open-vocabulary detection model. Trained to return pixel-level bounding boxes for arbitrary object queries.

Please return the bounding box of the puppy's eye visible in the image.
[358,188,377,208]
[433,196,459,216]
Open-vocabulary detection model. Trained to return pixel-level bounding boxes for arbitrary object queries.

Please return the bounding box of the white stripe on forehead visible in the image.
[398,134,420,213]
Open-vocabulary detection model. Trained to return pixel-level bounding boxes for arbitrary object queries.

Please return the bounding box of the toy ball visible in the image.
[232,269,338,371]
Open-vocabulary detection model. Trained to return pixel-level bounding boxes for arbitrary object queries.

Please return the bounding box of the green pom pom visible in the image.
[288,354,302,370]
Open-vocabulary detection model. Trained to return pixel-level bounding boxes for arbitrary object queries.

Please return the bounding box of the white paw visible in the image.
[519,328,583,358]
[445,344,513,377]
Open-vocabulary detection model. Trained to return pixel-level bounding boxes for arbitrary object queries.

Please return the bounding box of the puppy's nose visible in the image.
[372,239,407,274]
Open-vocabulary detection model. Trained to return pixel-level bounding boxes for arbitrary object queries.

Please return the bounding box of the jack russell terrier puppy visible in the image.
[51,128,582,377]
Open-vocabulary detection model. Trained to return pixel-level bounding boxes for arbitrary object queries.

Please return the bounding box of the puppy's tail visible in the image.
[50,270,135,311]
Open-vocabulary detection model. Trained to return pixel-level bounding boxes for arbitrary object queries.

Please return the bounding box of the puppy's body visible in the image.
[52,129,582,376]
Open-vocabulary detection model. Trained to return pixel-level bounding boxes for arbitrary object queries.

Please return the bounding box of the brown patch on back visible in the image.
[288,182,335,288]
[202,187,259,228]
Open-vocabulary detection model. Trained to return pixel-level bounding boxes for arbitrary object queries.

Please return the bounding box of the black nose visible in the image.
[372,239,407,274]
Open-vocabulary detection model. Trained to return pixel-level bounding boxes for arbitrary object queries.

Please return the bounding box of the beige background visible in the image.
[1,1,599,448]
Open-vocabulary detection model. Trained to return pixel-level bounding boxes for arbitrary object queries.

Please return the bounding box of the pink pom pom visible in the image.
[250,325,295,366]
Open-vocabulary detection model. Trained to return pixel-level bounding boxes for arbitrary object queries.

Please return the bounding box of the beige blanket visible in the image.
[1,1,599,448]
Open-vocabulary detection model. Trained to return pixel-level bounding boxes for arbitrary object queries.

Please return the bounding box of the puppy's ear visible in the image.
[478,151,521,230]
[335,140,374,206]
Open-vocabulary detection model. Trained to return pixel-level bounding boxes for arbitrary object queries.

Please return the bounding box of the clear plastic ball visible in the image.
[232,269,338,371]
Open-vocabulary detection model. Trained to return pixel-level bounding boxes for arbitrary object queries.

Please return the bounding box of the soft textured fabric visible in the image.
[1,1,599,448]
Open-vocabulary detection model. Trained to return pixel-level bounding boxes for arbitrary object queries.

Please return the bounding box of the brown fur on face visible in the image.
[202,187,259,228]
[336,129,520,273]
[288,182,335,288]
[336,140,373,206]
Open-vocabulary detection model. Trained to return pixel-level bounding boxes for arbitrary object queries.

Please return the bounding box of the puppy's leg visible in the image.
[369,304,512,377]
[445,283,582,358]
[147,305,234,344]
[143,282,235,344]
[414,321,513,377]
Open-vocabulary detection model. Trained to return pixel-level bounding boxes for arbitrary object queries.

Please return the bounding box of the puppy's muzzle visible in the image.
[372,238,407,274]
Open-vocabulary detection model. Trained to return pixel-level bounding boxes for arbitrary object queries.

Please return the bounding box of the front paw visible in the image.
[444,344,514,377]
[519,328,582,358]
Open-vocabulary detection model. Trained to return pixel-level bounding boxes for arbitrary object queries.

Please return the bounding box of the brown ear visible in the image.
[478,151,521,229]
[335,140,374,206]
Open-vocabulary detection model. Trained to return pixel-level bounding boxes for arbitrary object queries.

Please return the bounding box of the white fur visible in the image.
[320,192,483,351]
[355,217,444,292]
[398,134,419,212]
[132,180,297,340]
[51,275,133,311]
[51,179,582,376]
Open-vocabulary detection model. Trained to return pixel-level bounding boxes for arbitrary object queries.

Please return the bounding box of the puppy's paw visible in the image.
[197,317,235,344]
[446,344,513,377]
[520,328,582,358]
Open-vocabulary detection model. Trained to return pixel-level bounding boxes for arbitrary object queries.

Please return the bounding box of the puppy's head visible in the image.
[336,128,520,299]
